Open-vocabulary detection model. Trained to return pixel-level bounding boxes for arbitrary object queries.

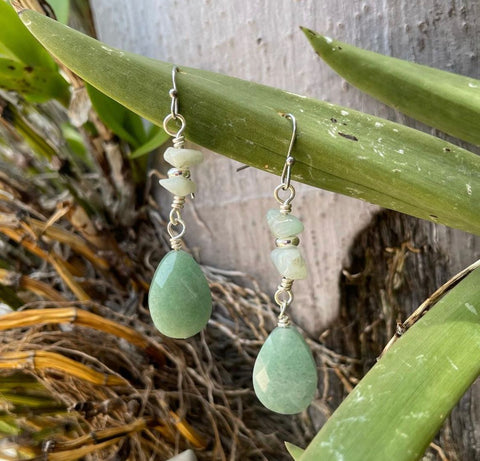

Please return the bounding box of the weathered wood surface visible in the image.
[90,1,480,458]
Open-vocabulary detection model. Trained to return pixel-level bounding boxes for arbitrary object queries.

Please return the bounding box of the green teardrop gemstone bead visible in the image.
[148,250,212,339]
[253,326,317,414]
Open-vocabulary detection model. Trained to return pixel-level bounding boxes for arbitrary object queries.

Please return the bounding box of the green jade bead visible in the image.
[148,250,212,339]
[266,209,304,238]
[164,147,204,168]
[159,176,196,196]
[271,246,308,279]
[253,326,318,414]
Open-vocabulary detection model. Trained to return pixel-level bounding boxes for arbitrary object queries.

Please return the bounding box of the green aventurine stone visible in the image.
[148,250,212,339]
[253,326,317,414]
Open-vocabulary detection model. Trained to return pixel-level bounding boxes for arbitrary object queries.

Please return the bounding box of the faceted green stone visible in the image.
[253,326,317,414]
[266,209,304,238]
[148,250,212,339]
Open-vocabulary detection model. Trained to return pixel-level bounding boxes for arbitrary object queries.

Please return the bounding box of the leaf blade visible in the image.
[0,1,70,104]
[17,10,480,235]
[302,28,480,146]
[300,267,480,461]
[86,83,146,147]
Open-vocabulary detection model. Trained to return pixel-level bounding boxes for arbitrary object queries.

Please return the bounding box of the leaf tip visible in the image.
[285,441,305,460]
[299,26,317,37]
[301,29,341,57]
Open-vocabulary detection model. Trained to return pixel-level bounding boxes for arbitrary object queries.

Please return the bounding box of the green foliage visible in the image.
[0,1,69,104]
[48,0,70,24]
[130,124,169,159]
[302,28,480,146]
[16,10,480,236]
[87,83,168,156]
[60,122,92,166]
[285,441,304,460]
[299,267,480,461]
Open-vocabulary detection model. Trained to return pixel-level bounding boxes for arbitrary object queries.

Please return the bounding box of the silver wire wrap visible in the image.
[162,67,190,250]
[274,277,294,327]
[167,196,186,250]
[274,113,297,327]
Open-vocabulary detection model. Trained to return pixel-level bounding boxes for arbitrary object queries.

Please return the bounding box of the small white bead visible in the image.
[270,247,308,280]
[159,177,196,196]
[164,147,204,168]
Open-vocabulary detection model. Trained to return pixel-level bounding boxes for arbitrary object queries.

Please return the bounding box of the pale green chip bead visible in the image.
[253,326,318,414]
[271,247,308,280]
[159,176,196,196]
[266,209,304,238]
[148,250,212,339]
[164,147,204,168]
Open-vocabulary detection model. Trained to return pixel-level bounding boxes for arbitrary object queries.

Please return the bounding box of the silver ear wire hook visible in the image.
[274,113,297,213]
[169,66,179,119]
[280,113,296,190]
[163,66,186,140]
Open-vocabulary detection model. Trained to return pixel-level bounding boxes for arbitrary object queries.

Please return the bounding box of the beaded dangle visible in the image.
[148,66,212,339]
[252,114,317,414]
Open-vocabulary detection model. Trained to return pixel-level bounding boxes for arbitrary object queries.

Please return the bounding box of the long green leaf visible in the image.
[86,83,147,147]
[0,1,69,104]
[300,266,480,461]
[0,56,69,104]
[302,28,480,146]
[16,9,480,235]
[48,0,70,24]
[129,125,169,159]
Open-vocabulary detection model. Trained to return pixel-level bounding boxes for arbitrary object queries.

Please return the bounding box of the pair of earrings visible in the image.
[148,67,317,415]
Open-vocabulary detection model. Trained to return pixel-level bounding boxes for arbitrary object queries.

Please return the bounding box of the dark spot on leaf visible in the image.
[443,147,451,152]
[342,122,347,125]
[330,118,337,123]
[24,66,33,73]
[7,65,15,70]
[338,132,358,141]
[338,46,342,50]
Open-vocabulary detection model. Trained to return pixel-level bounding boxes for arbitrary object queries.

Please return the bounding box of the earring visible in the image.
[148,66,212,339]
[252,114,318,414]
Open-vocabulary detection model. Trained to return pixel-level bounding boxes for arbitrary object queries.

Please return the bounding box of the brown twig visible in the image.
[381,258,480,357]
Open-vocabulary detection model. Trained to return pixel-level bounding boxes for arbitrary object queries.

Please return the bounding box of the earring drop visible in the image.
[148,66,212,339]
[253,114,317,414]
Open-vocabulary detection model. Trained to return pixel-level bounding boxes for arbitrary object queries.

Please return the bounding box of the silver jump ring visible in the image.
[274,289,293,308]
[163,113,186,138]
[169,208,183,226]
[274,183,295,206]
[167,219,186,240]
